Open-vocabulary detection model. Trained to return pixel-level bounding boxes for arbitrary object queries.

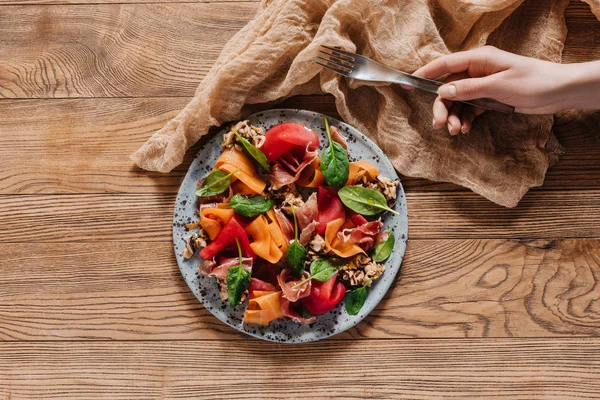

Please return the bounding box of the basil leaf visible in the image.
[372,233,395,262]
[229,194,272,217]
[195,169,237,197]
[320,116,349,188]
[309,258,338,282]
[226,265,251,307]
[338,186,400,216]
[345,286,367,315]
[286,240,307,277]
[232,128,271,172]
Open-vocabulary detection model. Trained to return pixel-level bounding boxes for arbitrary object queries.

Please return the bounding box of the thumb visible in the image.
[437,76,498,101]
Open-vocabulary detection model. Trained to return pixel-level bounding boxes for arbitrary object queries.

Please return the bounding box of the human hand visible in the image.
[409,46,573,135]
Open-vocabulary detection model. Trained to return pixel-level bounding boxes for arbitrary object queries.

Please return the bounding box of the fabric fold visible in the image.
[132,0,600,207]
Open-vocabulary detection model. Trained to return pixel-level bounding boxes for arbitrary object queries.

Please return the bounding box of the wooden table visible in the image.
[1,1,600,398]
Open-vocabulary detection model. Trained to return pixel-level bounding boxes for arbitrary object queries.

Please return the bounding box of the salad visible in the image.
[182,117,400,326]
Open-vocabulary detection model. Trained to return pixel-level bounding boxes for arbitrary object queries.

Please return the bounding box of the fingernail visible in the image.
[461,125,469,134]
[447,123,452,134]
[432,118,437,128]
[438,84,457,99]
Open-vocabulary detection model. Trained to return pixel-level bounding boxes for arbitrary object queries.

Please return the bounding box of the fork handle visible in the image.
[397,75,515,114]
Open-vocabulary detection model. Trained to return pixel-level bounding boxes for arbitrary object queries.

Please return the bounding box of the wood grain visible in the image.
[0,2,597,99]
[1,97,599,194]
[1,339,600,399]
[0,3,258,98]
[1,239,599,340]
[2,190,600,242]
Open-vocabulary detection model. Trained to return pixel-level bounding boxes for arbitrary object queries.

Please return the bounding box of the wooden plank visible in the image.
[1,339,600,399]
[0,2,597,99]
[1,239,599,340]
[563,1,600,63]
[2,190,600,242]
[0,3,259,98]
[1,97,599,194]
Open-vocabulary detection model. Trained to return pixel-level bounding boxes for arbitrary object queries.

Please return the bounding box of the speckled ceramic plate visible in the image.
[173,109,408,343]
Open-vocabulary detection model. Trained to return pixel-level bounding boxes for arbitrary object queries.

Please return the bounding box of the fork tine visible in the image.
[318,51,353,67]
[316,61,351,77]
[316,56,352,73]
[320,45,356,61]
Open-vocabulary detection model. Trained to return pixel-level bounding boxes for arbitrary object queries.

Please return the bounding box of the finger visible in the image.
[460,106,476,134]
[412,46,505,80]
[437,75,498,101]
[460,106,486,134]
[432,96,450,129]
[447,103,463,136]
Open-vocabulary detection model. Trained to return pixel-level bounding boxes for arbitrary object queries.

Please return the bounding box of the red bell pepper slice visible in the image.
[260,122,320,162]
[316,186,345,235]
[302,274,345,315]
[199,216,254,260]
[248,278,277,299]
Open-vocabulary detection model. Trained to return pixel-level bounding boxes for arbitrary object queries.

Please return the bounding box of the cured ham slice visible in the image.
[277,269,312,302]
[209,257,253,280]
[298,221,317,246]
[274,209,294,241]
[280,298,317,324]
[296,192,317,231]
[329,126,348,150]
[338,220,384,251]
[268,147,318,189]
[325,217,365,258]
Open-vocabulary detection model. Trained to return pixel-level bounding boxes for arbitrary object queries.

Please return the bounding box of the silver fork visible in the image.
[317,45,514,114]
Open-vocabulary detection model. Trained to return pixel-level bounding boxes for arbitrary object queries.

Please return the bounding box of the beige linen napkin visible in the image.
[132,0,600,207]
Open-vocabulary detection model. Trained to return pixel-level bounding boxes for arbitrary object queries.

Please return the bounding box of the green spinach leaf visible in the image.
[226,238,251,307]
[229,194,272,217]
[345,286,367,315]
[372,232,395,262]
[286,241,307,277]
[291,258,339,289]
[338,186,400,216]
[309,258,338,282]
[285,204,306,277]
[320,116,349,188]
[232,128,271,172]
[195,168,240,197]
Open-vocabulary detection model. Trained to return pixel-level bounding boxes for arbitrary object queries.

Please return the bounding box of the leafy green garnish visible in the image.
[229,194,272,217]
[372,233,395,263]
[226,238,251,307]
[292,258,338,288]
[345,285,367,315]
[320,116,349,188]
[285,204,307,277]
[309,258,338,282]
[232,128,271,172]
[338,186,400,216]
[195,168,240,197]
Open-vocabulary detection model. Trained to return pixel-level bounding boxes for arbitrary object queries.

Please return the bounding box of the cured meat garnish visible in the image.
[338,220,384,251]
[277,269,312,302]
[268,147,318,189]
[281,298,317,325]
